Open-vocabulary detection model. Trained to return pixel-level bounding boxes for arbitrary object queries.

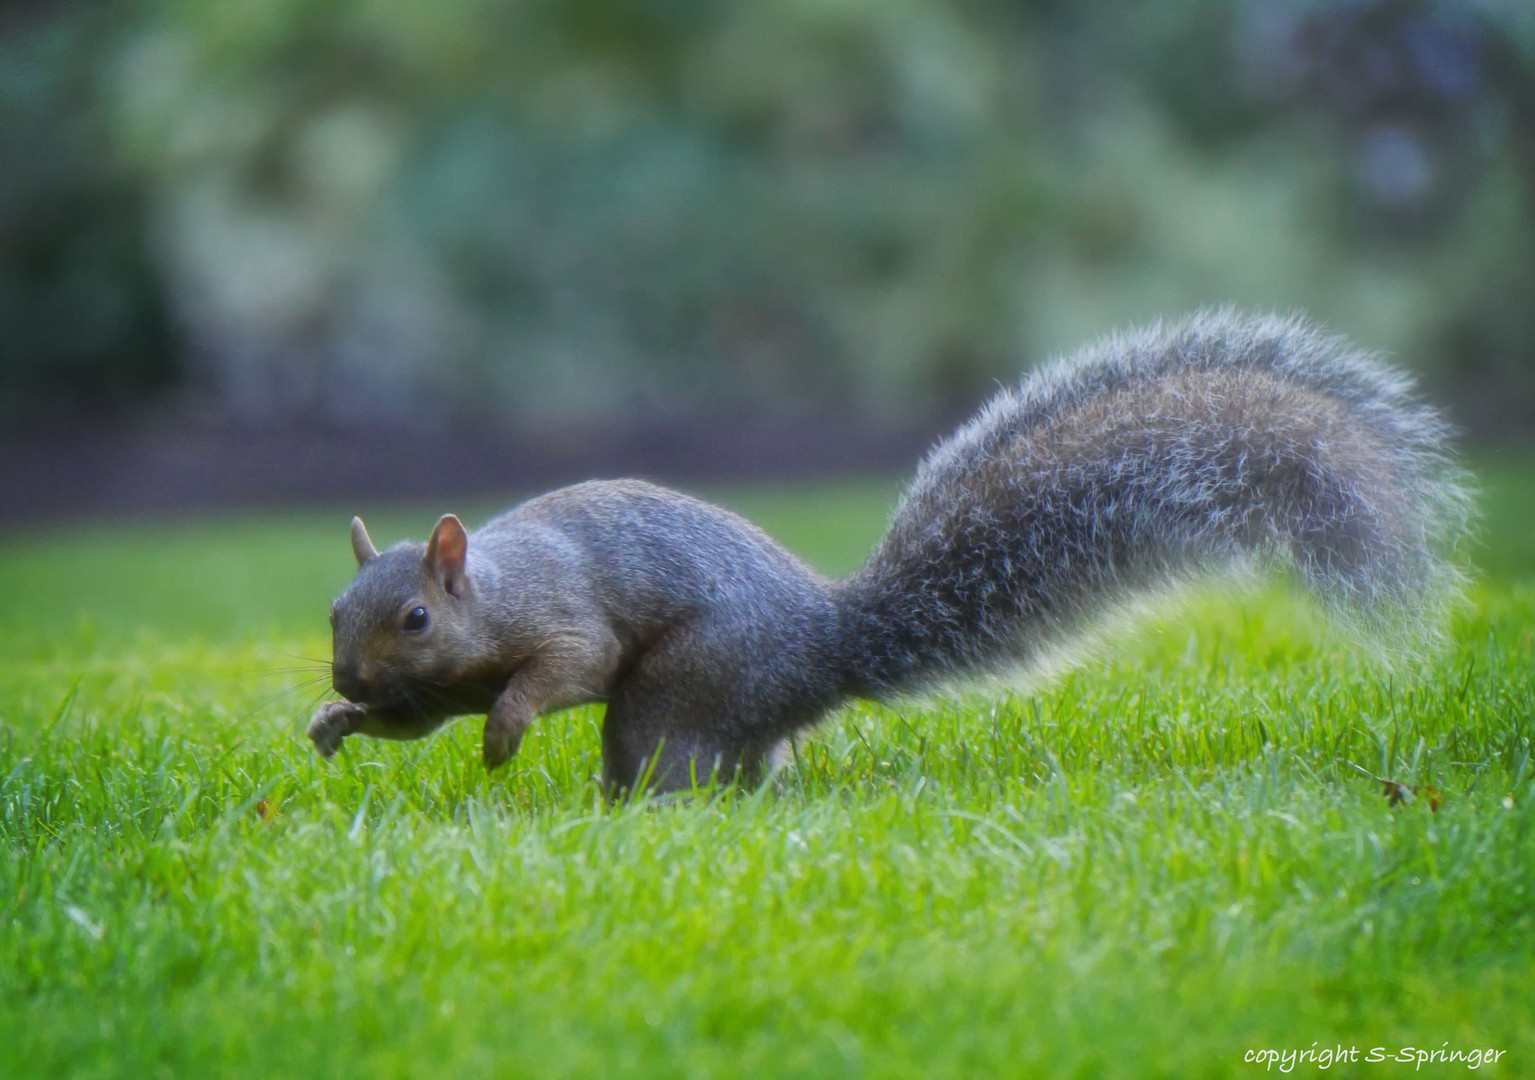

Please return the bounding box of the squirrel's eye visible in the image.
[402,606,429,632]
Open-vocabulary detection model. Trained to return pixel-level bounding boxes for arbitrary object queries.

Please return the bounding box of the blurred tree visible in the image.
[0,0,1530,432]
[0,7,174,416]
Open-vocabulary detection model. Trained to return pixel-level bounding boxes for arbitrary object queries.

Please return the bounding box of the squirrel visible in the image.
[307,311,1471,793]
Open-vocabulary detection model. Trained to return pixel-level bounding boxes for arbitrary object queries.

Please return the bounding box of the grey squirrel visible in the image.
[308,311,1471,793]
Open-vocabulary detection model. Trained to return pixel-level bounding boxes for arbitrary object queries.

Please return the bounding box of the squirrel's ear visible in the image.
[350,516,379,567]
[424,514,469,595]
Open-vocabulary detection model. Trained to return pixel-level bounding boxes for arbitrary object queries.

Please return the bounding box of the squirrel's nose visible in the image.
[332,662,369,702]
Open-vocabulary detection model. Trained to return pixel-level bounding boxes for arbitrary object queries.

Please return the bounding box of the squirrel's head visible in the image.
[328,514,491,718]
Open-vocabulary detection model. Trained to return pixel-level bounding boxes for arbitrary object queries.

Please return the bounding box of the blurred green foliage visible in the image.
[2,0,1533,427]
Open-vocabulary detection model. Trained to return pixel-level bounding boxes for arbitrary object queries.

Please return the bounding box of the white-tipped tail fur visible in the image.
[836,310,1474,697]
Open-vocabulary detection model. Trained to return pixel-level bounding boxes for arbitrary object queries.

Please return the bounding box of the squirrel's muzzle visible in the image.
[332,661,369,703]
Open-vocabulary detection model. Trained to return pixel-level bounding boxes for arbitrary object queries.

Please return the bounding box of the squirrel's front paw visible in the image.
[307,701,365,759]
[482,717,526,771]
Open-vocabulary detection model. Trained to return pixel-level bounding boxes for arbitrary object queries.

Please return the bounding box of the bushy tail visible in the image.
[834,310,1473,698]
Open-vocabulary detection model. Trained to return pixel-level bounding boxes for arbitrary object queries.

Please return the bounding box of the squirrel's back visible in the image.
[835,310,1472,697]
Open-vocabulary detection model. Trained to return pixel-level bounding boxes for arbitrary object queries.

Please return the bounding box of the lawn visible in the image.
[1,464,1532,1079]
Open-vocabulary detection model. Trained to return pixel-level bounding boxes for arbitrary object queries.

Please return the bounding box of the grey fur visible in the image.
[309,311,1473,793]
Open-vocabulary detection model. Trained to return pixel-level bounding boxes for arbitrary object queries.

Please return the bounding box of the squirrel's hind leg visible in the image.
[598,611,825,796]
[599,674,773,797]
[601,697,767,796]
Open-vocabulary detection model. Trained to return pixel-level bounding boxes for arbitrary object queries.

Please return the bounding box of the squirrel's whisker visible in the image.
[248,676,336,719]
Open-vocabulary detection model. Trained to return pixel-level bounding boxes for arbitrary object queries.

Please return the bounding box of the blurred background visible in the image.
[3,0,1533,524]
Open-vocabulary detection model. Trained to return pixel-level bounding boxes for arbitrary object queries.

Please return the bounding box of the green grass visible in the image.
[1,468,1532,1079]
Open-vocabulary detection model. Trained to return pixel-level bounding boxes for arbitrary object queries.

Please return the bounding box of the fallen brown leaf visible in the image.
[1381,780,1442,812]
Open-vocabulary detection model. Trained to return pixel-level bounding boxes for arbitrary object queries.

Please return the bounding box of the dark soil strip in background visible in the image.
[2,413,949,528]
